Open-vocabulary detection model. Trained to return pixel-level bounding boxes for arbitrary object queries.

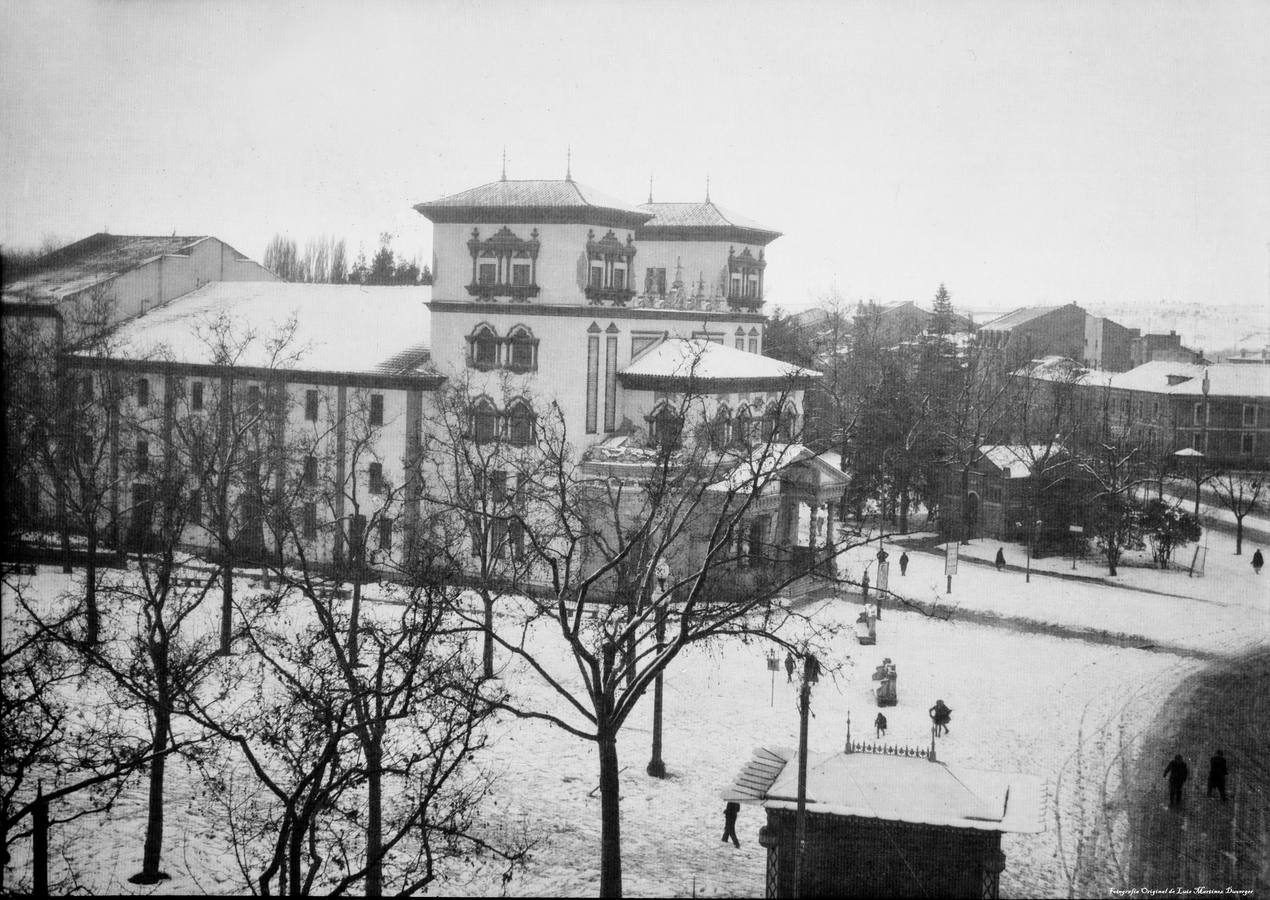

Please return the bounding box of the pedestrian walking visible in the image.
[861,570,870,600]
[995,547,1006,571]
[1163,754,1189,808]
[874,712,887,739]
[1207,749,1228,801]
[899,551,909,576]
[722,801,741,847]
[784,652,795,683]
[1253,548,1264,574]
[929,699,952,736]
[876,547,889,565]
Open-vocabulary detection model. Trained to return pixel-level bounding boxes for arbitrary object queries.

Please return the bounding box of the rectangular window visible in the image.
[368,462,384,494]
[1244,405,1258,427]
[612,268,625,289]
[136,440,149,474]
[369,393,384,426]
[604,333,618,432]
[378,517,393,551]
[585,332,600,433]
[490,470,507,502]
[491,518,508,559]
[478,262,497,285]
[735,336,745,350]
[470,522,482,557]
[303,455,317,487]
[303,502,318,539]
[191,381,204,411]
[590,265,604,288]
[748,337,759,354]
[1242,432,1255,454]
[188,488,202,525]
[1194,403,1204,425]
[512,263,530,286]
[731,275,741,296]
[136,378,150,406]
[509,520,524,560]
[305,389,319,421]
[644,267,666,295]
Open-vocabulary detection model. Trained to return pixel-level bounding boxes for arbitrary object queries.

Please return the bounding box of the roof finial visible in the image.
[648,173,654,204]
[705,173,710,202]
[501,147,507,182]
[565,145,573,182]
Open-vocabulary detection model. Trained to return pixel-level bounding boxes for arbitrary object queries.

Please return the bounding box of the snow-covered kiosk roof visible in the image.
[724,745,1046,834]
[619,338,819,392]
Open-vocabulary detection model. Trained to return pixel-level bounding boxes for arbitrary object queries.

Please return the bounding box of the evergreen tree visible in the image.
[931,283,955,336]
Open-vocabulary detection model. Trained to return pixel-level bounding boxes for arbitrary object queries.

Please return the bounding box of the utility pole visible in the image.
[793,655,817,897]
[647,562,670,778]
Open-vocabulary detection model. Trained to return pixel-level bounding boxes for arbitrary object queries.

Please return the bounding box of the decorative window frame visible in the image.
[466,226,541,301]
[646,401,684,450]
[505,397,536,446]
[504,324,540,373]
[470,396,500,445]
[466,323,501,370]
[726,246,767,310]
[584,229,637,306]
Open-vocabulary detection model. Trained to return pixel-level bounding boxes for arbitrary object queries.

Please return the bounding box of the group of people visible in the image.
[1163,749,1229,807]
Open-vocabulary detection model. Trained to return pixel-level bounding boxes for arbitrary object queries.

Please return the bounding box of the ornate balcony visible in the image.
[465,282,540,302]
[585,285,637,306]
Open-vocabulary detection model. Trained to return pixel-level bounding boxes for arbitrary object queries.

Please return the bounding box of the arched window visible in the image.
[467,324,499,370]
[506,398,535,446]
[776,405,798,442]
[733,406,753,447]
[506,325,539,372]
[712,404,732,450]
[472,397,499,444]
[763,403,782,441]
[647,403,683,450]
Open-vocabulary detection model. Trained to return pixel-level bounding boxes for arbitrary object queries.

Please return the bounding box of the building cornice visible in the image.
[635,224,781,246]
[415,204,651,229]
[619,372,815,393]
[61,353,446,391]
[427,300,767,324]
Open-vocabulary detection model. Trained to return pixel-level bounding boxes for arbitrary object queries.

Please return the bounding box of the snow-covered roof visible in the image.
[725,747,1046,834]
[619,338,818,387]
[707,444,849,493]
[1160,364,1270,399]
[100,282,434,377]
[3,233,221,302]
[636,200,781,243]
[414,179,650,226]
[980,305,1068,331]
[1016,356,1113,387]
[977,444,1064,478]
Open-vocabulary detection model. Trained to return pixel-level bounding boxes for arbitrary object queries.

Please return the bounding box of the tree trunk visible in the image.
[1235,516,1244,555]
[220,554,233,655]
[132,707,170,883]
[288,810,303,897]
[365,739,383,897]
[348,578,361,666]
[597,732,623,898]
[481,589,495,679]
[899,493,910,533]
[85,531,99,645]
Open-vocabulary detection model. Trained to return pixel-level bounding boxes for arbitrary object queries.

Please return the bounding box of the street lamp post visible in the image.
[647,561,670,778]
[1019,519,1042,582]
[793,654,818,899]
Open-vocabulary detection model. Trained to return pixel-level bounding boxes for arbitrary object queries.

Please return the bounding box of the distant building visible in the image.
[2,233,275,338]
[979,303,1138,372]
[1130,331,1205,367]
[1083,315,1139,372]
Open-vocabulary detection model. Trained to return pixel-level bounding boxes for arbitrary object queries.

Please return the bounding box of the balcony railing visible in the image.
[466,283,540,301]
[585,285,636,306]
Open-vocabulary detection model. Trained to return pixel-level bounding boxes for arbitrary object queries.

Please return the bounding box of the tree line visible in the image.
[261,232,433,286]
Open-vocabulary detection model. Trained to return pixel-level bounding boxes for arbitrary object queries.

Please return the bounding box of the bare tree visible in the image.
[432,365,864,898]
[1210,471,1263,555]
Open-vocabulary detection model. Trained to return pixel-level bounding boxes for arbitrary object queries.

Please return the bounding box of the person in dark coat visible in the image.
[929,699,952,735]
[876,548,889,565]
[1253,549,1264,574]
[722,801,741,847]
[995,547,1006,571]
[1164,754,1189,807]
[874,712,888,739]
[861,569,870,600]
[899,551,909,576]
[784,652,795,683]
[1207,749,1228,801]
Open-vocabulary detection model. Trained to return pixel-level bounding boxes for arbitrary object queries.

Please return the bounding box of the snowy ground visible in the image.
[3,523,1267,897]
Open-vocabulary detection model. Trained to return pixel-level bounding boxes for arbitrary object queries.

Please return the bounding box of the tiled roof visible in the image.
[619,338,818,384]
[637,200,781,239]
[415,179,650,219]
[3,233,217,301]
[98,283,434,377]
[980,305,1069,331]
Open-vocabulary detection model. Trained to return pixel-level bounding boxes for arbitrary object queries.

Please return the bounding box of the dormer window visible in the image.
[466,227,540,301]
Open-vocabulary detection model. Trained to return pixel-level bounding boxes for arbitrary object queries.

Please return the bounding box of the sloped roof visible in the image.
[725,747,1046,834]
[977,444,1065,478]
[1105,361,1205,393]
[414,179,651,226]
[97,282,434,378]
[1160,364,1270,399]
[619,338,818,388]
[3,233,220,301]
[636,200,781,243]
[707,444,849,493]
[980,305,1069,331]
[1016,355,1114,387]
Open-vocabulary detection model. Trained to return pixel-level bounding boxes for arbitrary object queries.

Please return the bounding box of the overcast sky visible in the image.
[2,0,1267,313]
